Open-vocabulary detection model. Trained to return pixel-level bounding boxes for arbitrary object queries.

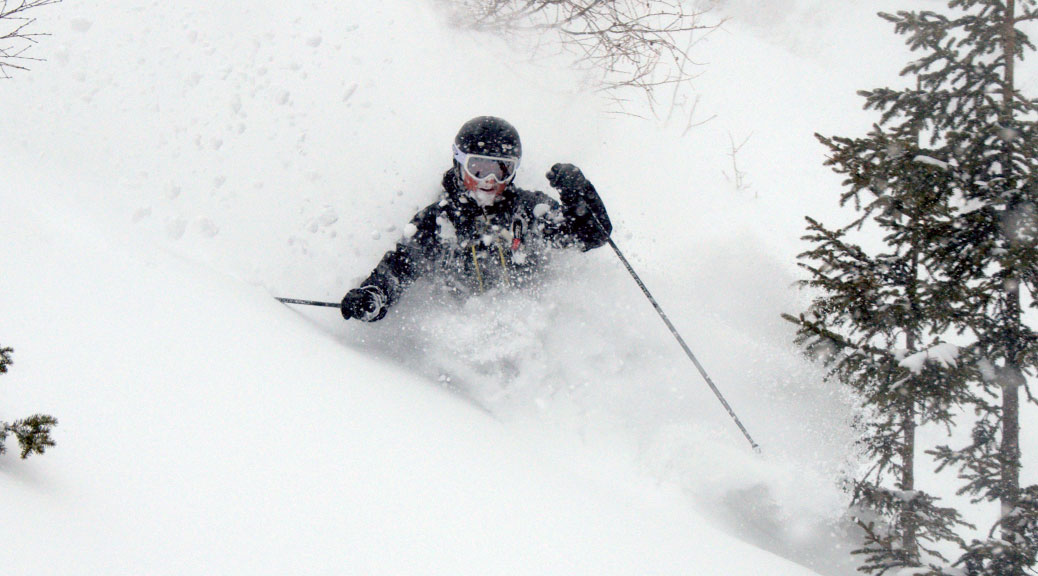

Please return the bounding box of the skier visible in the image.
[341,116,612,322]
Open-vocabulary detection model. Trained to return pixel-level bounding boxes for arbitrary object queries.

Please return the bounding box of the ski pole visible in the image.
[276,297,340,308]
[591,215,761,453]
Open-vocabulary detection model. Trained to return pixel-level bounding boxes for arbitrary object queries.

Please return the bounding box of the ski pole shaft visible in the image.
[276,297,340,308]
[594,219,761,453]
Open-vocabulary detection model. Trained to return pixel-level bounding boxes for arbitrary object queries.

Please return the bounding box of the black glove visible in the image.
[341,286,388,322]
[546,163,593,205]
[546,163,612,247]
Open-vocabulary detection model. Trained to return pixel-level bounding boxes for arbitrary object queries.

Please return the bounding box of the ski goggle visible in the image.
[453,144,520,184]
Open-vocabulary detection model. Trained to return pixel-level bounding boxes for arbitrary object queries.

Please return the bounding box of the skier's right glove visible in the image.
[341,286,388,322]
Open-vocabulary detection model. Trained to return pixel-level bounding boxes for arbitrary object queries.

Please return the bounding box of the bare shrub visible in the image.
[443,0,721,106]
[1,0,61,79]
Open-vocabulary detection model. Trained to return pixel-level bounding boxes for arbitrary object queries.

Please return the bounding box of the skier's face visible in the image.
[453,144,518,206]
[462,170,507,206]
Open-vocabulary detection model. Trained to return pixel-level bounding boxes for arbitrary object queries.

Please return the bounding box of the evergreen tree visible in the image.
[786,127,972,574]
[0,345,57,459]
[823,1,1038,574]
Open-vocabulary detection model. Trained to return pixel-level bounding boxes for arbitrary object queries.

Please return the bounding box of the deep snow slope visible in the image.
[0,189,825,574]
[6,0,1032,574]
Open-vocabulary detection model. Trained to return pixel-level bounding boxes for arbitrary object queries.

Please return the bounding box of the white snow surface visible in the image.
[3,0,1036,574]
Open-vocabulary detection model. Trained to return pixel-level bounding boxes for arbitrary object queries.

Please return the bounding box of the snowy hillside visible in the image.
[3,0,1033,574]
[0,189,817,573]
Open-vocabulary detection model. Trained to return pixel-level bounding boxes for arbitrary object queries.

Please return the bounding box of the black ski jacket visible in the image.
[359,168,611,310]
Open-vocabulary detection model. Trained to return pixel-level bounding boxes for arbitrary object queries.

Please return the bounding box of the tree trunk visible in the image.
[1005,0,1016,122]
[901,247,921,563]
[1002,285,1024,575]
[900,394,919,561]
[1002,360,1023,543]
[1000,3,1023,574]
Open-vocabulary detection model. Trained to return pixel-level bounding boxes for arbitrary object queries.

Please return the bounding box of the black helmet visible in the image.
[454,116,522,159]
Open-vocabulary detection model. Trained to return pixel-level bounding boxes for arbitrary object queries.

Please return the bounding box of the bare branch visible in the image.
[723,131,753,194]
[0,0,61,79]
[444,0,722,103]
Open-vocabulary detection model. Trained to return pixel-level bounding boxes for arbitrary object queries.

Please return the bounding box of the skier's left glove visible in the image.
[341,286,388,322]
[547,163,612,248]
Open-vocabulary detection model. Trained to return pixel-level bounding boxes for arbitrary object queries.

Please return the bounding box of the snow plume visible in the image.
[339,237,860,575]
[0,0,933,571]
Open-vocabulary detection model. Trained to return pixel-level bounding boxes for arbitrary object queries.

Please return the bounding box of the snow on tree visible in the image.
[786,124,973,575]
[800,0,1038,574]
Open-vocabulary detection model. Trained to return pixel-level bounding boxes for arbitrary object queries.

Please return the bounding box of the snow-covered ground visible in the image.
[2,0,1035,574]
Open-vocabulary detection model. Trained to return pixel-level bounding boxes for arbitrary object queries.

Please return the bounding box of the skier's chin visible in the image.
[470,189,502,207]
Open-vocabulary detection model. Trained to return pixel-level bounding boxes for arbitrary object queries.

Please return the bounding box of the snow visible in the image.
[898,343,962,375]
[914,155,950,170]
[895,568,941,576]
[0,187,823,574]
[2,0,1035,574]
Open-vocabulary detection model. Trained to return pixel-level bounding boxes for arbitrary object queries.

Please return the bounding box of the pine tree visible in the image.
[786,126,972,574]
[841,1,1038,574]
[0,345,57,459]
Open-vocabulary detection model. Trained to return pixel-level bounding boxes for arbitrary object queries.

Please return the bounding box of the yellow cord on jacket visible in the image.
[470,243,511,293]
[471,244,485,293]
[496,244,510,288]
